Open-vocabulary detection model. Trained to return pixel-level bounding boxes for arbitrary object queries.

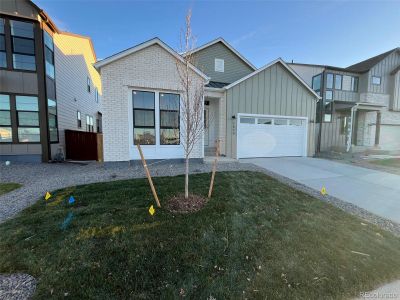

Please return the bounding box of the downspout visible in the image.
[316,70,325,154]
[347,104,358,153]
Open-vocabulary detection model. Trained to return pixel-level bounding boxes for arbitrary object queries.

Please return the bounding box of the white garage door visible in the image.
[237,114,308,158]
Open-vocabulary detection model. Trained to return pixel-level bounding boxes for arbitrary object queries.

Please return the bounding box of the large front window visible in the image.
[16,95,40,142]
[133,90,155,145]
[160,93,180,145]
[312,74,322,96]
[11,20,36,71]
[0,95,12,142]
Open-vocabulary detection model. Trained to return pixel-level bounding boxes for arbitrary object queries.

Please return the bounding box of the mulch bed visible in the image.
[166,194,208,213]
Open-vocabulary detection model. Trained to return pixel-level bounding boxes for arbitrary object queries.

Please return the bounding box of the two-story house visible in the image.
[0,0,101,162]
[289,48,400,153]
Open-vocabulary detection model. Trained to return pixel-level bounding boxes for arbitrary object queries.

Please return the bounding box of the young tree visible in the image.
[176,9,205,199]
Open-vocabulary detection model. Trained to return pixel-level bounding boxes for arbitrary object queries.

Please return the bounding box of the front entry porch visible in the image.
[204,90,225,157]
[318,101,385,153]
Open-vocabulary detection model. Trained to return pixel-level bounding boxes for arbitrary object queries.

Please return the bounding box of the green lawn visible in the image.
[369,158,400,168]
[0,182,22,196]
[1,171,400,299]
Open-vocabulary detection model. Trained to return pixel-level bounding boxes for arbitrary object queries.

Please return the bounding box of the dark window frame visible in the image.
[326,73,334,89]
[77,110,82,128]
[15,95,40,143]
[43,30,55,79]
[312,73,322,96]
[10,20,36,71]
[87,77,91,93]
[133,90,155,145]
[0,94,12,142]
[0,18,6,69]
[334,74,342,90]
[372,76,381,85]
[48,98,58,143]
[159,92,180,145]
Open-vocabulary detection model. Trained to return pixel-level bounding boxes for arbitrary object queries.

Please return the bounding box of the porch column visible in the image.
[374,111,381,146]
[218,96,226,156]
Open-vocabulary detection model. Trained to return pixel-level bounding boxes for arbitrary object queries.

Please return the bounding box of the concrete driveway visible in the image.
[243,157,400,224]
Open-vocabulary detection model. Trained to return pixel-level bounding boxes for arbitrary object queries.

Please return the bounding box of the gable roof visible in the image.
[59,31,97,61]
[224,58,321,99]
[187,37,257,71]
[93,37,209,81]
[346,48,400,73]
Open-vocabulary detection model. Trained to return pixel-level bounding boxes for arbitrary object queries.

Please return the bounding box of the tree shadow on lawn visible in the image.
[0,171,400,299]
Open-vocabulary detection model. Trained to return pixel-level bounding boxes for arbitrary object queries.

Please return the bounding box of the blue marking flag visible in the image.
[60,212,74,230]
[68,196,75,204]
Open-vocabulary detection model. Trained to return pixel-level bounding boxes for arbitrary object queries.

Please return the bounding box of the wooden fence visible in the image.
[65,130,103,161]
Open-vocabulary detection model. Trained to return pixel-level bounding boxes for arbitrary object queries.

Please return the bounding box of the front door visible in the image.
[204,107,209,146]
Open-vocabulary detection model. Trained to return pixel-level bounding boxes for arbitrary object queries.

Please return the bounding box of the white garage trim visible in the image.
[236,113,308,159]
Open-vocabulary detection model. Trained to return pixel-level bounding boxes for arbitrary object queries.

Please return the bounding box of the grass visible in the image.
[0,182,22,196]
[1,171,400,299]
[369,158,400,169]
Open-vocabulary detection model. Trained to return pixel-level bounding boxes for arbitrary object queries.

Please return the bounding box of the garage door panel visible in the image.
[237,114,307,158]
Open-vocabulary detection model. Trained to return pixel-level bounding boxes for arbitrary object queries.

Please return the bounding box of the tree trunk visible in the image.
[185,156,189,199]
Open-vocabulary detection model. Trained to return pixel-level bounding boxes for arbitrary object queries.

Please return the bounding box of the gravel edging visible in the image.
[0,274,36,300]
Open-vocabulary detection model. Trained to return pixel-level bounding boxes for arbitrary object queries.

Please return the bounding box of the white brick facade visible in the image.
[99,43,206,162]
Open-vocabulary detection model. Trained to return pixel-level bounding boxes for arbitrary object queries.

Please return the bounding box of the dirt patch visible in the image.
[166,194,208,213]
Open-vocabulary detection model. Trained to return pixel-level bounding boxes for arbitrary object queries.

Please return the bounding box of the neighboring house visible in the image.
[0,0,101,162]
[289,48,400,152]
[95,37,320,162]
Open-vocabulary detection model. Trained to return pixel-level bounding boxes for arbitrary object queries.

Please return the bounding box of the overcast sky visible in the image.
[35,0,400,68]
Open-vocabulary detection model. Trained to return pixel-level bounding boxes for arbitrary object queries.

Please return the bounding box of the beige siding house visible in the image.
[53,32,102,158]
[290,48,400,153]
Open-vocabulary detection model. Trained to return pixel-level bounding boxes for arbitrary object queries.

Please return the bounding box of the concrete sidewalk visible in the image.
[242,157,400,224]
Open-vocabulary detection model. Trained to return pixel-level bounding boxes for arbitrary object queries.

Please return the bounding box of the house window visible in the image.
[95,88,99,103]
[44,30,55,79]
[16,95,40,142]
[160,93,180,145]
[133,90,155,145]
[11,20,36,71]
[48,99,58,142]
[324,114,332,122]
[240,117,255,124]
[325,90,333,100]
[215,58,224,72]
[326,73,334,89]
[340,116,349,135]
[334,74,342,90]
[312,74,322,96]
[342,75,358,92]
[77,111,81,128]
[274,119,288,125]
[0,18,6,68]
[87,77,91,93]
[372,76,381,85]
[86,115,94,132]
[0,95,12,142]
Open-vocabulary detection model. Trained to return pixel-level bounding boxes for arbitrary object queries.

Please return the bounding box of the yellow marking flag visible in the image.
[149,205,155,216]
[320,187,327,196]
[45,192,52,201]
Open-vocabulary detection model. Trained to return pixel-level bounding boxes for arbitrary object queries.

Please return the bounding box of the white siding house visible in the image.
[95,38,208,162]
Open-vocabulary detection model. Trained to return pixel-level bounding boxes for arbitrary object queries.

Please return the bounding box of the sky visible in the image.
[34,0,400,68]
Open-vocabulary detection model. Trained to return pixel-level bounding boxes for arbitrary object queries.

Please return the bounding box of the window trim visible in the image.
[159,92,180,145]
[372,76,381,85]
[214,58,224,72]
